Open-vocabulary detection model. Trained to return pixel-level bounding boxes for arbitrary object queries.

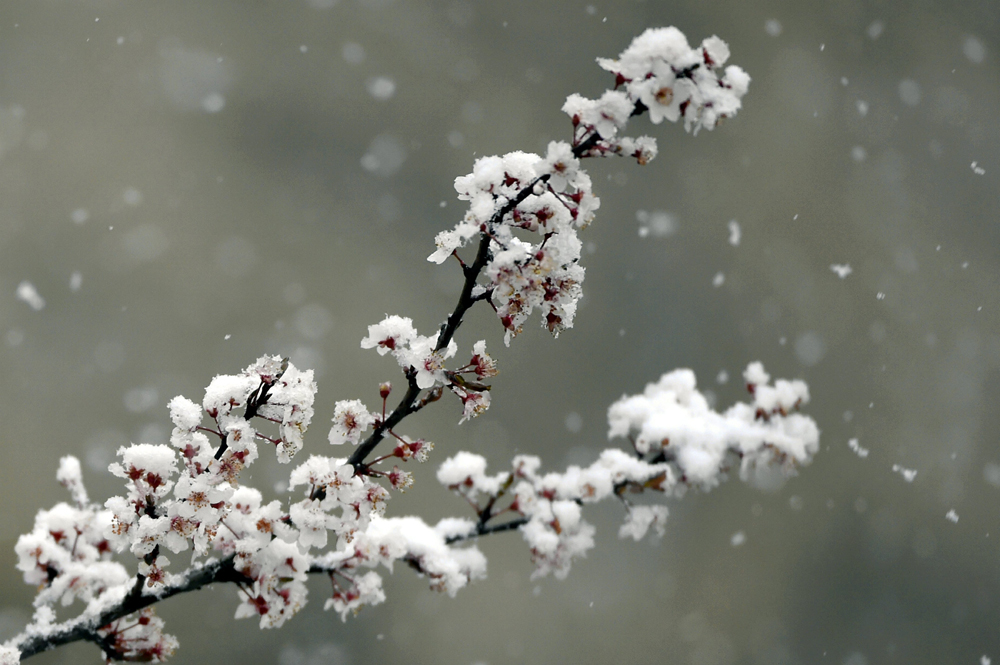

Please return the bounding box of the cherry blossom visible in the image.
[328,400,376,446]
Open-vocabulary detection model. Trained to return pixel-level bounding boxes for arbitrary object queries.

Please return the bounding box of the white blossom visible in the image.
[328,400,376,446]
[167,396,202,431]
[437,451,506,497]
[360,315,417,355]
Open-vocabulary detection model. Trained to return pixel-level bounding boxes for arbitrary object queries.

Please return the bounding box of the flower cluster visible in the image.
[287,455,385,550]
[101,357,317,592]
[312,515,487,620]
[436,448,670,580]
[429,27,748,345]
[436,364,816,580]
[201,354,317,464]
[15,457,124,609]
[361,315,496,423]
[11,357,321,657]
[97,608,178,663]
[593,26,750,135]
[12,458,175,662]
[361,315,459,388]
[607,362,819,488]
[146,357,326,629]
[430,146,593,345]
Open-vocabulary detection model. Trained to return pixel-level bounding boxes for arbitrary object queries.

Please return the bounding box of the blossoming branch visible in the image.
[2,27,819,664]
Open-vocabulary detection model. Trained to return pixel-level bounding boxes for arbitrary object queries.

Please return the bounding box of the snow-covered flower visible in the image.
[167,396,202,432]
[396,333,458,389]
[451,385,491,424]
[437,452,507,497]
[328,400,376,446]
[469,340,498,379]
[618,504,668,541]
[360,315,417,355]
[537,140,581,192]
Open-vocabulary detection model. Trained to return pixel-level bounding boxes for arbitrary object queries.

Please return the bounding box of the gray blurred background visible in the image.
[0,0,998,663]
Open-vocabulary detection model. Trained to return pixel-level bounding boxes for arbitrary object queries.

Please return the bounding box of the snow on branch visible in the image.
[607,363,818,488]
[1,27,784,665]
[435,363,817,580]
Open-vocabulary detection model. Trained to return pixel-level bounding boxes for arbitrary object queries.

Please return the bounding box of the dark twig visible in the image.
[445,517,530,544]
[474,473,515,531]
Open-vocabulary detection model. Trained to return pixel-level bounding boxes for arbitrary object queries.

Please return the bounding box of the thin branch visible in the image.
[474,473,515,532]
[572,131,602,158]
[347,175,551,471]
[445,517,530,544]
[347,370,422,471]
[409,386,444,415]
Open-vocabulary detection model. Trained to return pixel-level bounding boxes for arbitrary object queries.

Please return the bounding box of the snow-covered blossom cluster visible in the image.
[4,27,782,665]
[592,27,750,135]
[7,354,489,660]
[99,355,317,604]
[311,515,487,619]
[12,456,174,662]
[607,362,819,488]
[9,357,322,659]
[360,315,459,389]
[441,449,672,579]
[360,315,496,423]
[15,457,123,608]
[433,146,594,345]
[428,27,748,346]
[433,363,816,580]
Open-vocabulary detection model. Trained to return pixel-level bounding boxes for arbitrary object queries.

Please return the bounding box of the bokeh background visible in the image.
[0,0,998,663]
